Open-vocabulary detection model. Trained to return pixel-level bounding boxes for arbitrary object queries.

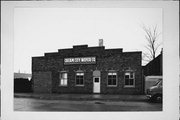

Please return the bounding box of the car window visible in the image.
[153,79,162,86]
[158,80,162,86]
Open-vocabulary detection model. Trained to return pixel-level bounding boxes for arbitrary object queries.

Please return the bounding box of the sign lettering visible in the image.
[64,57,96,65]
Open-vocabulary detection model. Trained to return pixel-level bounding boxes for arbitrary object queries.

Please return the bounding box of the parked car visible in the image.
[146,79,162,102]
[144,76,162,93]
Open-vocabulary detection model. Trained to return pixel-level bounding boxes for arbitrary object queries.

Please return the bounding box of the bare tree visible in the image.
[142,24,161,64]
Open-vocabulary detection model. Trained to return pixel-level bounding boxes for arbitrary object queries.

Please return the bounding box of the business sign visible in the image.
[64,57,96,65]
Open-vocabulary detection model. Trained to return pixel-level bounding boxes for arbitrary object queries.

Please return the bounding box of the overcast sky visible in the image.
[14,8,162,73]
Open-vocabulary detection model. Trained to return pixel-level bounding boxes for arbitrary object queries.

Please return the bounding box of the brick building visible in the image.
[32,45,144,94]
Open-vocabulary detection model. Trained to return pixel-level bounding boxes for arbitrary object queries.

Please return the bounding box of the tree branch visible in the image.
[141,24,162,62]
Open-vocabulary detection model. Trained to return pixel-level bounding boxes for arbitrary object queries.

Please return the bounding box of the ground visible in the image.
[14,97,162,111]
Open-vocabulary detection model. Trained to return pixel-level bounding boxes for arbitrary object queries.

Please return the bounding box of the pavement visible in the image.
[14,93,147,102]
[14,97,162,111]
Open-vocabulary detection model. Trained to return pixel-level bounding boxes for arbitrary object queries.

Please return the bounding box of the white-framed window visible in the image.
[59,72,68,86]
[107,72,117,86]
[124,72,135,87]
[76,72,84,86]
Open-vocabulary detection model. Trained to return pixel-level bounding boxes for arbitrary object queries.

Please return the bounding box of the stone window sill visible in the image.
[75,85,84,87]
[107,85,117,87]
[124,86,135,88]
[59,85,68,87]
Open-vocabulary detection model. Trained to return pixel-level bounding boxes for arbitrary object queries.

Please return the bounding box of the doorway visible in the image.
[93,77,100,93]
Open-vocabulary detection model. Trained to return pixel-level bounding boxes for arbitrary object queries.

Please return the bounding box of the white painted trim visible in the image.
[93,77,100,93]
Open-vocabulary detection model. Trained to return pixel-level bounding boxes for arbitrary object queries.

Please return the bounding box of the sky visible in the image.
[14,8,162,74]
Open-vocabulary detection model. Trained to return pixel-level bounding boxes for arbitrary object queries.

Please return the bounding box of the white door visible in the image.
[93,77,100,93]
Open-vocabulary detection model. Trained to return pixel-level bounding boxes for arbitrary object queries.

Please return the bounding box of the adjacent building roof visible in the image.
[143,53,162,76]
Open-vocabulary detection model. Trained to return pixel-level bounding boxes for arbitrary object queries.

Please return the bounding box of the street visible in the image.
[14,98,162,111]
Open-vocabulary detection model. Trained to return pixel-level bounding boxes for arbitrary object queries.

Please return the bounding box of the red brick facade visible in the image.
[32,45,143,94]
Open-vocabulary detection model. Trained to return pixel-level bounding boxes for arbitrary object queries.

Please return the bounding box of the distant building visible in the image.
[143,52,162,76]
[14,73,32,93]
[143,52,163,93]
[14,73,32,80]
[32,44,144,94]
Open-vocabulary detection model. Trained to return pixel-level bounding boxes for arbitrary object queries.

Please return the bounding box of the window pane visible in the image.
[80,79,83,84]
[108,79,111,85]
[108,72,117,75]
[125,72,130,76]
[113,79,116,85]
[76,79,79,84]
[78,79,81,84]
[95,78,99,82]
[111,80,113,85]
[112,75,116,79]
[125,75,129,79]
[77,73,84,76]
[64,80,67,85]
[108,75,112,79]
[125,79,129,85]
[63,73,67,78]
[113,73,117,75]
[130,79,134,85]
[108,73,113,75]
[130,73,134,78]
[61,80,64,85]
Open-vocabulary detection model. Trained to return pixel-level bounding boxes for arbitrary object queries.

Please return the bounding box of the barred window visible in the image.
[76,73,84,86]
[124,72,135,87]
[107,72,117,86]
[59,72,68,86]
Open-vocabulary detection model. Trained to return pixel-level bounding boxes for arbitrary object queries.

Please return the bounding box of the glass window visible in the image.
[59,72,68,86]
[124,72,135,87]
[107,72,117,86]
[95,78,99,82]
[76,72,84,86]
[159,80,162,86]
[156,80,162,86]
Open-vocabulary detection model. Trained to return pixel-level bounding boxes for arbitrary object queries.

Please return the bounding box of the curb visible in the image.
[14,94,147,102]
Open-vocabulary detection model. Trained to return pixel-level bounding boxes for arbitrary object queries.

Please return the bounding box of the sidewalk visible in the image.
[14,93,147,102]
